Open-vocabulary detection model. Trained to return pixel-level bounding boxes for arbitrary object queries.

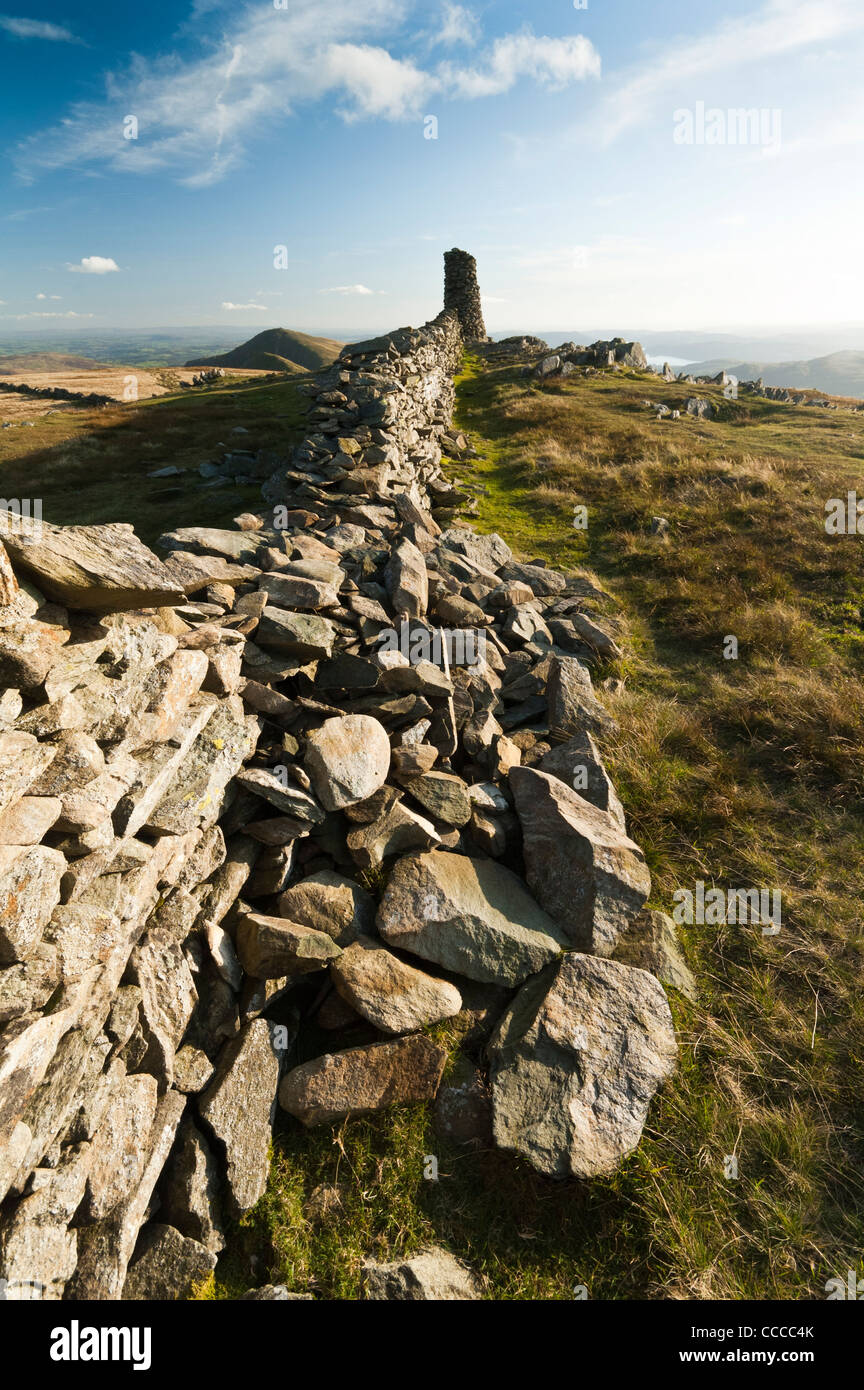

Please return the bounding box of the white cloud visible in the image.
[67,256,120,274]
[440,32,600,98]
[0,15,79,42]
[35,292,61,300]
[323,44,432,120]
[320,284,376,295]
[221,301,269,311]
[14,3,600,185]
[434,4,480,49]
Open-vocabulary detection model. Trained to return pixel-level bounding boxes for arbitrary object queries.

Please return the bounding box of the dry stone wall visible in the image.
[0,260,687,1301]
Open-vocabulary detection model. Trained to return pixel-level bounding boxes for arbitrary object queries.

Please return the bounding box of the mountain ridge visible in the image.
[185,326,343,373]
[682,349,864,399]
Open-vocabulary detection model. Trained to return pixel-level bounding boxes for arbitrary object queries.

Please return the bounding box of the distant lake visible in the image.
[645,355,691,367]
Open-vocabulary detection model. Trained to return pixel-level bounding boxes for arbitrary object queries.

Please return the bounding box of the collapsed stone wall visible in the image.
[0,380,112,408]
[0,259,687,1302]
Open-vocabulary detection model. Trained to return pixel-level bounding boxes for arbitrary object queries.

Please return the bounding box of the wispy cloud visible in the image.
[320,284,376,295]
[440,33,599,98]
[0,15,80,42]
[2,310,94,319]
[36,292,62,299]
[67,256,119,274]
[597,0,864,144]
[221,301,269,311]
[14,1,600,186]
[3,205,57,221]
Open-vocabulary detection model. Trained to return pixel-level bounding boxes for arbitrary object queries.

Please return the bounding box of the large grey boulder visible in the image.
[256,607,335,658]
[346,796,440,870]
[510,767,650,956]
[84,1074,159,1221]
[377,850,568,986]
[157,526,262,565]
[363,1247,481,1300]
[236,911,341,979]
[439,527,511,573]
[385,537,428,618]
[488,954,677,1177]
[304,714,391,811]
[257,572,339,611]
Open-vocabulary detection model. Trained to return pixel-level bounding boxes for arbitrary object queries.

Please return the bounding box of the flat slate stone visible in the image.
[0,519,185,610]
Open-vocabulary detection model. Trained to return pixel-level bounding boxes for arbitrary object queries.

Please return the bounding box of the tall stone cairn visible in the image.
[443,248,489,342]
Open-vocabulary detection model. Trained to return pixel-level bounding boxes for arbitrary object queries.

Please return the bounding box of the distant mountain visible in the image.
[0,351,108,374]
[496,326,864,363]
[186,328,343,373]
[682,350,864,400]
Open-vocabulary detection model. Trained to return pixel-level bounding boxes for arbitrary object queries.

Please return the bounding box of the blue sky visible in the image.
[1,0,862,335]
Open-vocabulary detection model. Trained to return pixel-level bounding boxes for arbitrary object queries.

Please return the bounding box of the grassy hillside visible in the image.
[187,327,343,374]
[443,355,864,1296]
[0,372,308,547]
[213,352,864,1301]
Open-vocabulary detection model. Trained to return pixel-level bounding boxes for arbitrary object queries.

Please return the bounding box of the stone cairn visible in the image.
[0,253,689,1302]
[443,248,489,343]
